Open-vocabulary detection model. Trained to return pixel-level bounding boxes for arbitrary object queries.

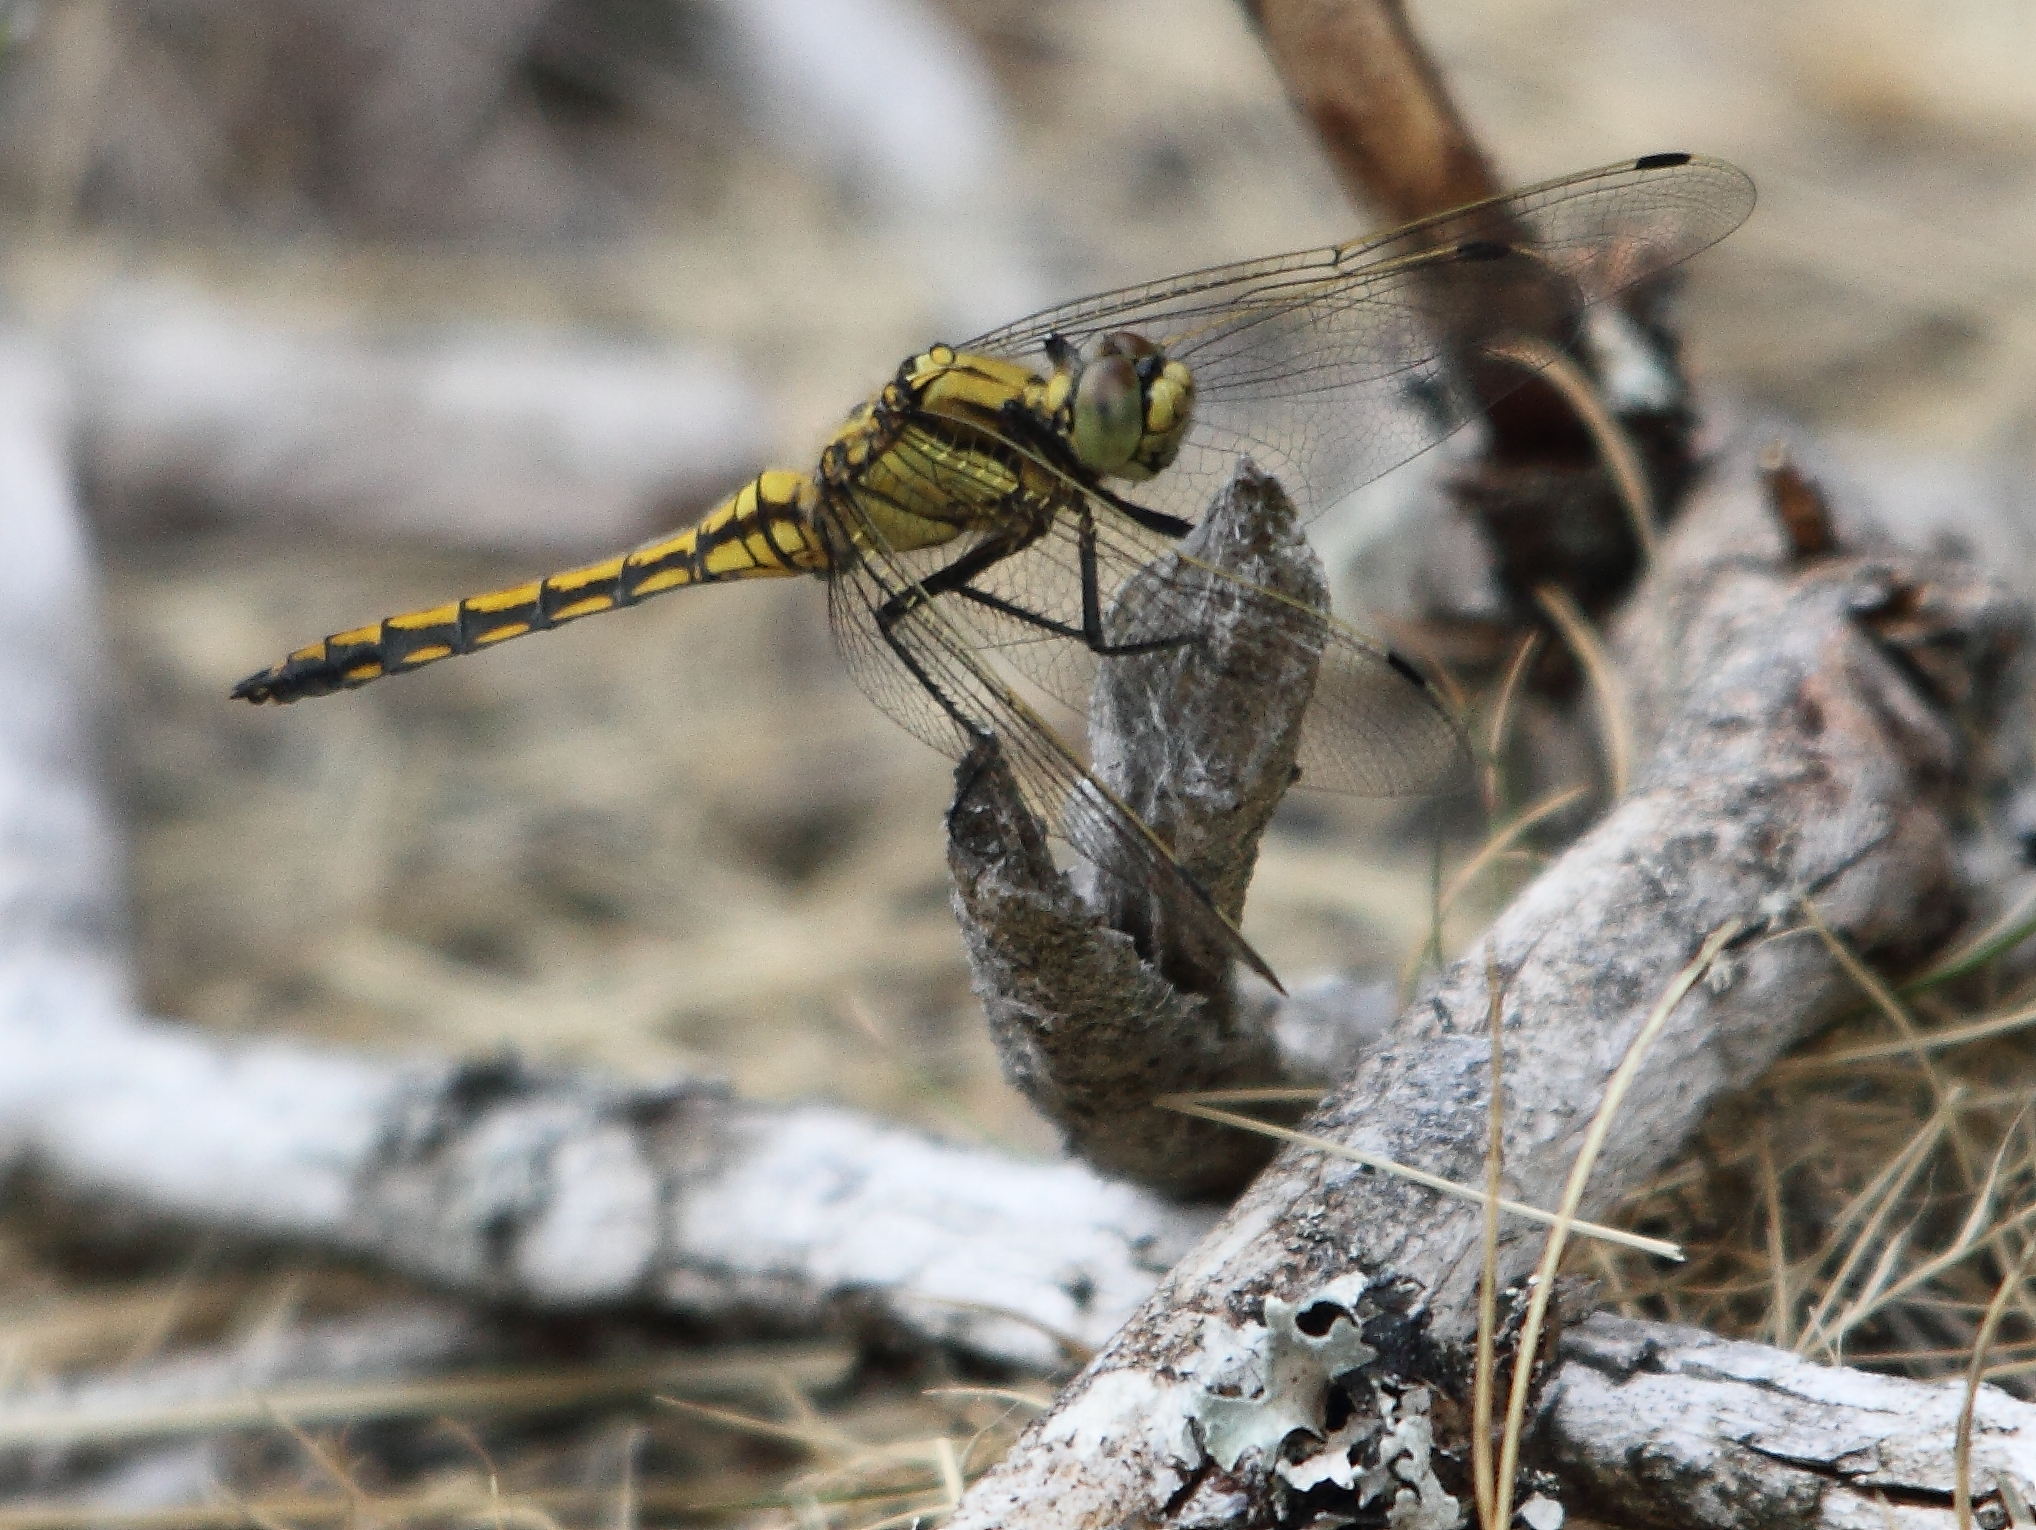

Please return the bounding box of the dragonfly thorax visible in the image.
[1043,331,1195,483]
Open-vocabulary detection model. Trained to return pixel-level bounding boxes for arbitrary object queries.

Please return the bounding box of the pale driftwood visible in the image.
[947,464,1329,1198]
[68,285,773,557]
[0,338,1214,1374]
[944,446,2030,1528]
[1544,1312,2036,1529]
[0,1016,1218,1374]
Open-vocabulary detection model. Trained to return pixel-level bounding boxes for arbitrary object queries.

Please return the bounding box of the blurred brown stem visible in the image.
[1243,0,1502,227]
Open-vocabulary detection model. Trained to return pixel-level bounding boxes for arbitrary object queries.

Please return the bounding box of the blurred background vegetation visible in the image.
[4,0,2036,1519]
[5,0,2032,1131]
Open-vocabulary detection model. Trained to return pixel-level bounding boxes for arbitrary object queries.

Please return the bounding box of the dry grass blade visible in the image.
[1472,957,1505,1529]
[1956,1231,2036,1529]
[0,1476,968,1530]
[1487,337,1657,563]
[1176,1086,1326,1105]
[1794,1097,1960,1356]
[837,988,1000,1147]
[935,1434,964,1509]
[1481,630,1544,818]
[1492,919,1741,1530]
[886,1292,1092,1366]
[0,1279,283,1379]
[1952,1107,2031,1258]
[2002,1475,2036,1530]
[657,1388,1013,1530]
[1774,1001,2036,1070]
[1804,899,2002,1207]
[1397,783,1583,998]
[1761,1128,1793,1347]
[1901,882,2036,996]
[1534,585,1632,799]
[1825,1197,2036,1351]
[0,1345,852,1449]
[1441,786,1587,918]
[655,1395,857,1456]
[1153,1097,1681,1259]
[920,1387,1053,1413]
[265,1403,372,1518]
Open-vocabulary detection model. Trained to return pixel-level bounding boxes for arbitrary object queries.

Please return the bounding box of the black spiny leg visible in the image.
[881,516,1202,660]
[877,615,992,750]
[1068,503,1200,658]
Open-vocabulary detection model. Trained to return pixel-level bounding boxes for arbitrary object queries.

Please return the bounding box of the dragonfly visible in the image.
[234,152,1755,988]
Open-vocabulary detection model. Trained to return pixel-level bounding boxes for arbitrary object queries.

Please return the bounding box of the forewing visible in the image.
[963,153,1755,529]
[827,430,1471,801]
[821,483,1277,979]
[1068,504,1472,798]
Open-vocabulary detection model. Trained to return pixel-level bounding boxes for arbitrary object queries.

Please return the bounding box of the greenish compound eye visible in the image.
[1070,353,1143,474]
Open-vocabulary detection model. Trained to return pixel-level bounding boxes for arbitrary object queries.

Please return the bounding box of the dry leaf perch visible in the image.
[943,437,2032,1528]
[949,461,1350,1199]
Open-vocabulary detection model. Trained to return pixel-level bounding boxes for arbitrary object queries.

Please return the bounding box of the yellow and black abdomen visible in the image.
[233,469,830,704]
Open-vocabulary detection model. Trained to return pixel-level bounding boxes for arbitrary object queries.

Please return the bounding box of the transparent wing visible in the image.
[827,411,1470,791]
[865,467,1470,797]
[962,153,1755,530]
[821,480,1279,980]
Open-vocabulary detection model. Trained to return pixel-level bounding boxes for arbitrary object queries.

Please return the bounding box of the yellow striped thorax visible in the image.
[815,339,1197,557]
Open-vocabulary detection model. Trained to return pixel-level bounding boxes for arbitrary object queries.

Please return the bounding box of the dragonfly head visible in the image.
[1048,330,1195,483]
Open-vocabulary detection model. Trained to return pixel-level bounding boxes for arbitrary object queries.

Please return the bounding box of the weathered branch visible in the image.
[1544,1312,2036,1529]
[945,444,2029,1528]
[1243,0,1501,229]
[2,1011,1222,1373]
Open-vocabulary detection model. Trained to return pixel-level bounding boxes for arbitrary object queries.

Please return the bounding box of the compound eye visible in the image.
[1070,353,1143,473]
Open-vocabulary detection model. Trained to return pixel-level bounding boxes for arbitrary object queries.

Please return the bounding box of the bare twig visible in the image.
[1243,0,1502,229]
[1544,1312,2036,1530]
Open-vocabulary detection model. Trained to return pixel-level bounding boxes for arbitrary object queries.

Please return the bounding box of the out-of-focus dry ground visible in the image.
[5,0,2036,1522]
[17,0,2036,1124]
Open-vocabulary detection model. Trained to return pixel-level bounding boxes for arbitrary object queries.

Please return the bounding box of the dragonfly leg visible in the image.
[872,600,993,751]
[871,540,1022,744]
[879,523,1200,660]
[1074,506,1201,659]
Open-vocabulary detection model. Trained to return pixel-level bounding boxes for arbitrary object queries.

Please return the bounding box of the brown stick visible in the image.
[1243,0,1502,227]
[1248,0,1721,618]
